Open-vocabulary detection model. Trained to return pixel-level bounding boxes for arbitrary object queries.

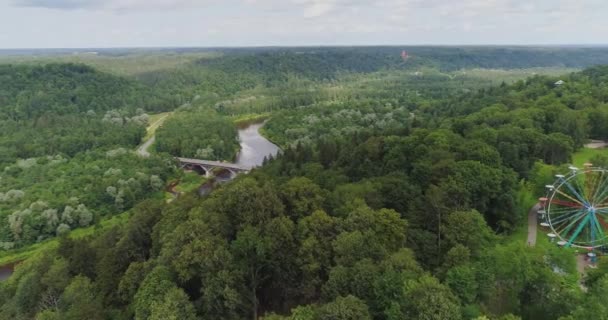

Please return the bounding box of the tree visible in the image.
[231,226,273,320]
[402,275,462,320]
[297,210,338,301]
[59,276,104,320]
[280,177,325,220]
[317,295,372,320]
[13,272,44,317]
[35,310,61,320]
[118,261,151,303]
[335,205,408,265]
[133,266,176,320]
[149,287,197,320]
[560,274,608,320]
[212,178,284,237]
[442,210,495,256]
[445,264,478,304]
[39,258,71,313]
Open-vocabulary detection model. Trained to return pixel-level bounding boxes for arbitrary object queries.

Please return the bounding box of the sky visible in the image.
[0,0,607,48]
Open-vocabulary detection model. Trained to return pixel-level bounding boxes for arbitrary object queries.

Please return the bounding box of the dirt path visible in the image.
[527,203,540,247]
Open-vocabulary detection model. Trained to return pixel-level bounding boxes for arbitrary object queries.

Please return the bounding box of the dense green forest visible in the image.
[0,63,172,119]
[1,47,608,320]
[0,63,175,167]
[0,63,176,249]
[155,111,239,160]
[5,46,601,112]
[133,47,608,108]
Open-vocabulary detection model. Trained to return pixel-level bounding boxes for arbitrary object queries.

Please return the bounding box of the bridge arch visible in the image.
[176,157,248,180]
[182,163,209,176]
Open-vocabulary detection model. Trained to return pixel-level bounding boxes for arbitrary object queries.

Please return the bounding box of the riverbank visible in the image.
[232,113,283,150]
[232,113,271,128]
[233,113,283,149]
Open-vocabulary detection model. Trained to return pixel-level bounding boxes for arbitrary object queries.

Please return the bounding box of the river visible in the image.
[234,121,280,169]
[199,121,279,194]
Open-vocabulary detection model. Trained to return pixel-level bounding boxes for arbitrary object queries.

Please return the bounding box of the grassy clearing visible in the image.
[454,67,578,85]
[0,210,131,266]
[572,147,608,167]
[174,172,206,193]
[163,172,207,202]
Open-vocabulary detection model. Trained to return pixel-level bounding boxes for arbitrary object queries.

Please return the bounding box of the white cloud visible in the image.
[302,1,333,18]
[12,0,212,11]
[1,0,607,47]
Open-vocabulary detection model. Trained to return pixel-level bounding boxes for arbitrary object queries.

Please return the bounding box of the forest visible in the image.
[155,111,239,160]
[0,63,176,250]
[0,47,608,320]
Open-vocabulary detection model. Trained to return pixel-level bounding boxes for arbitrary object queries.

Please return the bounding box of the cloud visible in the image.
[14,0,98,10]
[302,1,333,18]
[3,0,608,47]
[13,0,209,11]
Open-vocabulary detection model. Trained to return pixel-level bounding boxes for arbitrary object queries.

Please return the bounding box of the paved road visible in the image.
[577,254,590,292]
[136,113,171,157]
[527,203,540,247]
[136,136,155,157]
[585,140,608,149]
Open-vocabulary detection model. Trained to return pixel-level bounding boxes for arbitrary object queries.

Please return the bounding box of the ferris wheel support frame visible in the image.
[541,164,608,249]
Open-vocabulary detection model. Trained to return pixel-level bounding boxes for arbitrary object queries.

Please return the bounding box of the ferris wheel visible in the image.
[540,163,608,249]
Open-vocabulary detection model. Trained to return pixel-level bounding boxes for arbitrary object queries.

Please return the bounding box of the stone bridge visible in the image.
[176,157,249,179]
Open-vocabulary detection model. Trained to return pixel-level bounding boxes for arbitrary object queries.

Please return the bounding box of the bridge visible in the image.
[176,157,249,178]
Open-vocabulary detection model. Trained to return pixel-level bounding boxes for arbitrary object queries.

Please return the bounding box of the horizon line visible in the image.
[2,43,608,51]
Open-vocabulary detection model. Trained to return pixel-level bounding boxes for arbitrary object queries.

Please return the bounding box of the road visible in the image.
[145,114,170,138]
[527,203,540,247]
[136,136,155,157]
[135,113,171,157]
[585,140,608,149]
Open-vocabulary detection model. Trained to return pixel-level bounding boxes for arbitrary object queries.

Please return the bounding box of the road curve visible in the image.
[136,136,155,157]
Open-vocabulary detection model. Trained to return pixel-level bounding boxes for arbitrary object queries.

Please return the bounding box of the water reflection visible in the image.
[234,122,280,169]
[198,121,279,196]
[0,263,15,281]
